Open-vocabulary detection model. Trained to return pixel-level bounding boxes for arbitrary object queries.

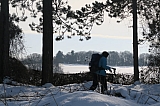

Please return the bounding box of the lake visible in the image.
[60,64,136,74]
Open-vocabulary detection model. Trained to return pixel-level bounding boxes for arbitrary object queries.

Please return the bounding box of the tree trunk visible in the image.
[41,0,53,85]
[133,0,139,82]
[0,0,9,82]
[0,9,3,83]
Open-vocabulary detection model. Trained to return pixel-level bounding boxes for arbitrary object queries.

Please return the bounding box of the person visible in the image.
[89,51,115,94]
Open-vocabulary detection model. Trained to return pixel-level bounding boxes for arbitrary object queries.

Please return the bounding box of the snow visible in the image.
[0,64,159,106]
[60,64,134,74]
[0,79,160,106]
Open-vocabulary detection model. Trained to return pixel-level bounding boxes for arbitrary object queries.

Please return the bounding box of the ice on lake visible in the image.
[60,64,135,74]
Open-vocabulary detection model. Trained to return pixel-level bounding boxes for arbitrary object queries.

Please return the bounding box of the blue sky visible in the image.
[14,0,149,56]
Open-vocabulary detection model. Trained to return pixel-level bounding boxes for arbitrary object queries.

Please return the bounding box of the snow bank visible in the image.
[0,81,160,106]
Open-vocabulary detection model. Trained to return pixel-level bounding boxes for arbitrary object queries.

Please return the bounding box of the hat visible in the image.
[102,51,109,57]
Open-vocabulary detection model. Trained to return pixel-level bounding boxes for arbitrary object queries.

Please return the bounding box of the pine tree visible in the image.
[41,0,53,85]
[0,0,9,82]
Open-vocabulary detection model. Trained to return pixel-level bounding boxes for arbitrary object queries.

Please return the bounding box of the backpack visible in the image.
[89,53,104,73]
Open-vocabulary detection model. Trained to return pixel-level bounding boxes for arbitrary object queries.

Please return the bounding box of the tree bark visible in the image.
[41,0,53,85]
[0,9,3,82]
[133,0,139,82]
[0,0,9,82]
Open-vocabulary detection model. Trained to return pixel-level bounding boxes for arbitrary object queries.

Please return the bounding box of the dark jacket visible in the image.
[96,56,111,76]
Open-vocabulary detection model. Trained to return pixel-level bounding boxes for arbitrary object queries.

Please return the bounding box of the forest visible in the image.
[21,50,149,72]
[0,0,160,85]
[0,0,160,106]
[54,50,149,66]
[1,0,160,105]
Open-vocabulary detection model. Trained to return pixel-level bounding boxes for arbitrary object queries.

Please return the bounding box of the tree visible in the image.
[0,4,2,82]
[9,14,24,58]
[55,51,64,63]
[41,0,53,85]
[136,0,159,81]
[2,0,52,84]
[21,53,42,70]
[7,0,159,84]
[28,0,106,84]
[108,51,120,66]
[0,0,9,82]
[0,0,28,82]
[89,0,160,82]
[139,53,149,66]
[0,4,3,82]
[108,0,159,81]
[138,0,160,53]
[53,57,63,73]
[132,0,139,82]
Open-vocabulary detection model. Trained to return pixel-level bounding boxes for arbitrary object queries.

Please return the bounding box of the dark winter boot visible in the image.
[89,86,97,91]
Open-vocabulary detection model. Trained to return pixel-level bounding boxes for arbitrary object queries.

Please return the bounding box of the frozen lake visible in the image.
[60,64,136,74]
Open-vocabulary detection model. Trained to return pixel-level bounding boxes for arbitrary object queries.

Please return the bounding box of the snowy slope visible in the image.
[0,80,160,106]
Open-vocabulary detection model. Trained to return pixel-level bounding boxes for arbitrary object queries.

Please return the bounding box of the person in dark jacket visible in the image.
[89,51,115,94]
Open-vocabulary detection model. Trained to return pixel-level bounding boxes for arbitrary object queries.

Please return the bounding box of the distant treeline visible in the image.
[21,50,149,71]
[55,50,149,66]
[21,50,149,72]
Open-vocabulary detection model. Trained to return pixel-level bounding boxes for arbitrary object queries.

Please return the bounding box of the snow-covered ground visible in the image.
[0,80,160,106]
[0,64,156,106]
